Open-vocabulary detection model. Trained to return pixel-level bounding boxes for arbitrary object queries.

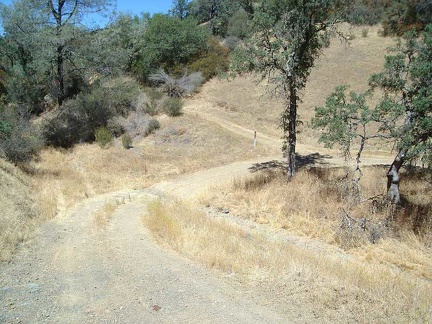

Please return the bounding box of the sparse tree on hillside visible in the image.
[231,0,348,177]
[312,27,432,204]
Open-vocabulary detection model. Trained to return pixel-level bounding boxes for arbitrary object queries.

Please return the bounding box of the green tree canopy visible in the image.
[0,0,115,108]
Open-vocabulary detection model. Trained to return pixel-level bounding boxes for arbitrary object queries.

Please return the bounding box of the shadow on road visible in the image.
[248,153,333,172]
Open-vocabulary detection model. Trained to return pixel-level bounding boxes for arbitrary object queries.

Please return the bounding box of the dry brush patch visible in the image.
[29,113,270,220]
[144,198,431,322]
[0,159,40,261]
[202,166,432,278]
[93,202,120,230]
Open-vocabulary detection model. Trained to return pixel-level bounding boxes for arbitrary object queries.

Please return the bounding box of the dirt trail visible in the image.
[1,95,395,323]
[1,187,292,323]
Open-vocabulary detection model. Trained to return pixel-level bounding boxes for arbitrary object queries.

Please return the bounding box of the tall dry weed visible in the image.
[202,166,432,279]
[0,159,40,261]
[144,198,432,322]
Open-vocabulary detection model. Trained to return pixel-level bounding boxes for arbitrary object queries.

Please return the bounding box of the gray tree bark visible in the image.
[387,150,405,204]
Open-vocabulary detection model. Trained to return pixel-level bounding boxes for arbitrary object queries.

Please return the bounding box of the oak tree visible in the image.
[231,0,348,177]
[312,27,432,203]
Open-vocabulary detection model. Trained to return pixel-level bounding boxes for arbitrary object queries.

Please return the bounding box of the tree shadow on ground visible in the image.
[248,152,332,172]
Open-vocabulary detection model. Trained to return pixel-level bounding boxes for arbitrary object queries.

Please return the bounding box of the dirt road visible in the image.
[1,100,394,323]
[1,184,295,323]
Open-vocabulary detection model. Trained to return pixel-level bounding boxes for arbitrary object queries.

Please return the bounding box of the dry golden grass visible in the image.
[189,25,396,155]
[93,202,119,229]
[27,113,271,221]
[144,198,432,322]
[0,159,40,261]
[202,166,432,281]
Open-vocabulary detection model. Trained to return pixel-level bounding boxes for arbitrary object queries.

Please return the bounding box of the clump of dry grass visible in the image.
[205,168,343,242]
[23,111,270,229]
[144,198,432,321]
[94,202,119,229]
[0,159,40,261]
[202,166,432,279]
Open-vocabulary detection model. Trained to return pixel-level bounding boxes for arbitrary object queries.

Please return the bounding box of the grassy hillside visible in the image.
[0,159,40,261]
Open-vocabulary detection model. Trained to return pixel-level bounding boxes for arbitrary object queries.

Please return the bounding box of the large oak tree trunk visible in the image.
[387,150,405,204]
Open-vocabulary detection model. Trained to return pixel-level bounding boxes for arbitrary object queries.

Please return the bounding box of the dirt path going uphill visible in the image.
[1,185,291,323]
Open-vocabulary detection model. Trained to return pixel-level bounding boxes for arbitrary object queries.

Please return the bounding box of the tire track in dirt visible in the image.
[0,186,290,323]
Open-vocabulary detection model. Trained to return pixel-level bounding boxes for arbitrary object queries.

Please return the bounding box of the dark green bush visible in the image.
[163,98,183,117]
[346,2,384,25]
[227,9,250,39]
[147,118,161,134]
[44,79,138,148]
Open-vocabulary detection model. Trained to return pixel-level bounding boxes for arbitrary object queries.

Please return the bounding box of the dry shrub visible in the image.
[203,165,432,282]
[119,111,160,140]
[205,168,343,242]
[0,159,40,261]
[149,69,204,98]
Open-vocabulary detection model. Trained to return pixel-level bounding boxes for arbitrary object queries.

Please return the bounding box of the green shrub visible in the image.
[95,127,112,148]
[227,9,250,39]
[346,2,384,26]
[163,98,183,117]
[362,28,369,37]
[146,87,164,101]
[147,118,161,134]
[223,36,241,50]
[122,134,133,149]
[145,101,159,116]
[44,79,138,148]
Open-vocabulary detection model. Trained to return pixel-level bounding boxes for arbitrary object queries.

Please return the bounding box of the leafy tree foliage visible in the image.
[227,8,250,39]
[0,0,115,108]
[231,0,348,177]
[0,105,44,163]
[382,0,432,35]
[312,27,432,203]
[346,0,388,25]
[169,0,190,19]
[188,0,252,36]
[135,14,209,81]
